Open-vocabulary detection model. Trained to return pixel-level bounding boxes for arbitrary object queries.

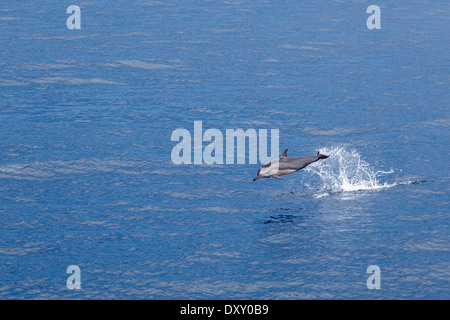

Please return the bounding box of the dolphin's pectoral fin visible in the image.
[272,175,284,180]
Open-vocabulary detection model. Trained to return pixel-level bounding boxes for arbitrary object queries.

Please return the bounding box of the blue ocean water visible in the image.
[0,1,448,299]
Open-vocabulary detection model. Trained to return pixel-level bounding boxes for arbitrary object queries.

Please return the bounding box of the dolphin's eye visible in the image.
[262,162,271,168]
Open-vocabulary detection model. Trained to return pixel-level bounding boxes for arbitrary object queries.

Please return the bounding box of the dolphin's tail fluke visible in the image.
[317,151,329,159]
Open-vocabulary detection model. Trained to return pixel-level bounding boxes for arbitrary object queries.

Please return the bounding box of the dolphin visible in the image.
[253,149,329,181]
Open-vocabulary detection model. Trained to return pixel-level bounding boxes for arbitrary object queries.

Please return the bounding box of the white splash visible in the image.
[303,146,397,195]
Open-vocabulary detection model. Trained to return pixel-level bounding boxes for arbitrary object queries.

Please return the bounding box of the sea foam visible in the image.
[303,146,397,196]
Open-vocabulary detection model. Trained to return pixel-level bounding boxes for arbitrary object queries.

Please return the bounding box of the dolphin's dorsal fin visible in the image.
[280,149,288,159]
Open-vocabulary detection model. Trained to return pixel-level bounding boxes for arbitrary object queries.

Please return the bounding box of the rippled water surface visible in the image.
[0,1,449,299]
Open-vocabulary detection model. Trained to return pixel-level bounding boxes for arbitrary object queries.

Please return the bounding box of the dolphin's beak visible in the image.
[253,175,262,181]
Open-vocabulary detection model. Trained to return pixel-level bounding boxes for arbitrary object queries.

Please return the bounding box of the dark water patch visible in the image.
[261,207,309,224]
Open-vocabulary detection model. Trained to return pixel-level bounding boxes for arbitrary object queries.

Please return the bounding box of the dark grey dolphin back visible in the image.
[293,156,319,170]
[277,149,330,171]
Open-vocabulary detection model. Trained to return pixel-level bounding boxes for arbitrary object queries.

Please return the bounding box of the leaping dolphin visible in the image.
[253,149,329,181]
